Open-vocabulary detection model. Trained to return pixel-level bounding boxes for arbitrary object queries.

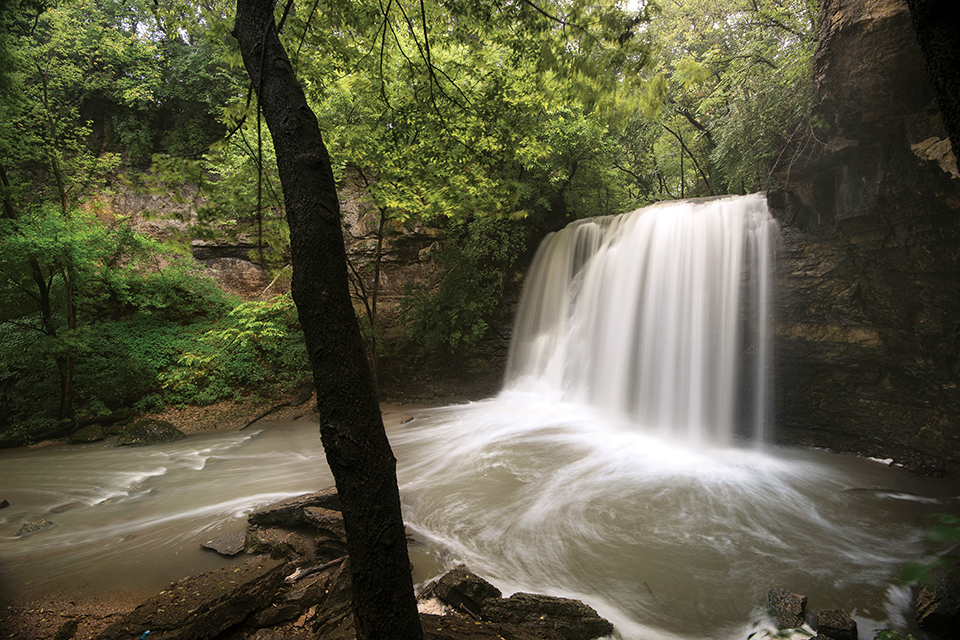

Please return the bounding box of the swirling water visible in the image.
[1,412,958,639]
[0,423,330,604]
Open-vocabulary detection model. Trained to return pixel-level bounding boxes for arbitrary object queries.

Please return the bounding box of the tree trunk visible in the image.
[0,163,15,219]
[231,2,423,639]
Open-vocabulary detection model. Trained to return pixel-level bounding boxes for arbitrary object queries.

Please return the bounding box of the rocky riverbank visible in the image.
[0,487,616,640]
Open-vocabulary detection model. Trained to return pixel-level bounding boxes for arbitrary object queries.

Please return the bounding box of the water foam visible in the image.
[505,194,777,446]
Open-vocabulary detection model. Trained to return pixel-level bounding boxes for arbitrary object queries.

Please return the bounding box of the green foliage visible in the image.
[900,514,960,586]
[874,631,916,640]
[401,217,528,354]
[160,293,310,405]
[0,0,164,208]
[0,205,235,439]
[617,0,818,199]
[302,0,650,227]
[106,256,236,322]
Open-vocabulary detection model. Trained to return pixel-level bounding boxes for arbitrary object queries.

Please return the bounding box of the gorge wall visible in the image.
[769,0,960,474]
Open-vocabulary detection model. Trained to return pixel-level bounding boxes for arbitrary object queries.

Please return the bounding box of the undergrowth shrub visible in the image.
[160,293,310,405]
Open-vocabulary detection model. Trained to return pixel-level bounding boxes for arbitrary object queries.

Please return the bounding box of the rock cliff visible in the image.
[769,0,960,473]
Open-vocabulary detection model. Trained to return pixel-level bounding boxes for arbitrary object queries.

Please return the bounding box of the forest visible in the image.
[0,0,818,446]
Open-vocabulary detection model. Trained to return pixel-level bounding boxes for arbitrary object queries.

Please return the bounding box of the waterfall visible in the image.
[503,194,778,446]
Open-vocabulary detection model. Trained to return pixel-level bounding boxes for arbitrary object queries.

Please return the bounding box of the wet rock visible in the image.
[53,618,78,640]
[916,552,960,636]
[16,518,54,537]
[767,588,807,629]
[50,501,84,514]
[309,559,355,639]
[770,0,960,475]
[1,499,10,508]
[279,531,311,560]
[483,592,614,640]
[115,420,185,447]
[815,609,857,640]
[246,559,340,633]
[280,571,331,610]
[434,568,503,618]
[247,528,310,561]
[94,557,289,640]
[248,602,301,628]
[200,529,247,556]
[247,487,341,527]
[314,536,348,562]
[303,506,345,541]
[69,424,105,443]
[433,567,613,640]
[420,613,561,640]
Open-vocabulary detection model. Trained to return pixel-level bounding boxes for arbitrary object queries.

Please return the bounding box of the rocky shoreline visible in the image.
[0,487,616,640]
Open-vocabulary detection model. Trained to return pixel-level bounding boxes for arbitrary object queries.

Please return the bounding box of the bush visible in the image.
[160,293,310,405]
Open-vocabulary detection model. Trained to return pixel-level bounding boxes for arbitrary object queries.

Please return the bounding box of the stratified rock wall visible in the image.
[770,0,960,473]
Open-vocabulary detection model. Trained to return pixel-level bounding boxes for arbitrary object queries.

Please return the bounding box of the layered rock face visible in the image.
[770,0,960,473]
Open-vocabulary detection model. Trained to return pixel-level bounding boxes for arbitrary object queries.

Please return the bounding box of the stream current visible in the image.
[1,411,958,640]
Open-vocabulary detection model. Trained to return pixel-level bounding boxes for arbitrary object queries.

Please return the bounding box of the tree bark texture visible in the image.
[232,2,423,639]
[905,0,960,152]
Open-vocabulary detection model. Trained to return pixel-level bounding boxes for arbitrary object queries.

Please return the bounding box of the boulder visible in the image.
[94,557,289,640]
[200,529,247,556]
[115,420,185,447]
[916,555,960,636]
[483,592,614,640]
[434,568,503,618]
[50,501,84,514]
[16,518,53,537]
[308,559,355,640]
[69,424,105,443]
[420,613,563,640]
[815,609,857,640]
[767,588,807,629]
[247,528,310,560]
[303,506,346,540]
[0,499,9,508]
[247,487,341,527]
[433,567,613,640]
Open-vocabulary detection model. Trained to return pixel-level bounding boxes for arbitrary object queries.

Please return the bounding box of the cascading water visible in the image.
[504,193,778,445]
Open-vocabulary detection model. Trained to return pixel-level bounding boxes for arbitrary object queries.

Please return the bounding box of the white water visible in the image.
[505,194,778,446]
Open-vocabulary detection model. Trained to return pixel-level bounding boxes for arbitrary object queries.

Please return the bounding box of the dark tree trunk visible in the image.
[232,2,423,639]
[905,0,960,152]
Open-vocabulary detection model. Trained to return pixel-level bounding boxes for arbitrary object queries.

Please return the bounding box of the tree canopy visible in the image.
[0,0,819,442]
